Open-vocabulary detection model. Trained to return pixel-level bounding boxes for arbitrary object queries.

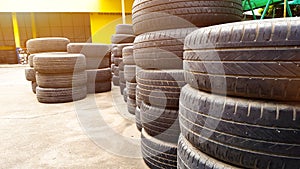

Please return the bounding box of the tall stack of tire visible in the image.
[123,46,137,115]
[178,18,300,169]
[111,24,135,90]
[67,43,112,93]
[33,52,87,103]
[132,0,243,168]
[25,37,70,94]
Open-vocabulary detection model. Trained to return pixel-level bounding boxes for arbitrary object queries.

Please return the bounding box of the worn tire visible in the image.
[26,37,70,54]
[178,134,239,169]
[123,88,128,102]
[120,82,126,95]
[119,71,125,83]
[135,107,142,131]
[141,129,177,169]
[124,65,136,83]
[114,57,122,66]
[33,53,86,74]
[136,85,142,108]
[112,43,134,57]
[137,69,185,109]
[111,34,136,44]
[67,43,111,57]
[28,54,35,67]
[36,86,87,103]
[134,28,196,69]
[179,85,300,169]
[87,68,112,83]
[87,81,111,93]
[127,97,136,115]
[25,67,36,81]
[36,71,87,88]
[86,56,110,69]
[116,24,134,35]
[184,17,300,102]
[31,81,37,94]
[141,102,180,144]
[123,46,135,65]
[126,82,137,100]
[119,60,125,71]
[114,66,120,76]
[132,0,243,35]
[112,75,120,86]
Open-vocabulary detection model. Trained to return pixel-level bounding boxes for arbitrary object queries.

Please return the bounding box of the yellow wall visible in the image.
[99,0,134,13]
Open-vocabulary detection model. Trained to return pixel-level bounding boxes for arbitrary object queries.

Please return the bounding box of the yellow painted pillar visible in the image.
[12,12,21,48]
[31,13,37,38]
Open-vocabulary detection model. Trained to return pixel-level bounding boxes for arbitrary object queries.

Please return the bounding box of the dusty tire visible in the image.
[119,71,125,83]
[119,60,125,71]
[33,53,86,74]
[141,129,177,169]
[124,65,136,83]
[112,75,120,86]
[141,102,180,144]
[127,97,136,115]
[123,88,128,102]
[136,85,142,108]
[114,66,120,76]
[114,57,122,67]
[36,71,87,88]
[179,85,300,169]
[120,82,126,95]
[86,68,112,83]
[135,107,142,131]
[178,134,239,169]
[25,67,36,81]
[126,82,137,99]
[111,34,136,44]
[132,0,243,35]
[116,24,134,35]
[28,54,35,67]
[134,28,196,69]
[86,56,110,69]
[112,43,133,57]
[31,81,37,94]
[137,69,185,109]
[123,46,135,65]
[36,86,87,103]
[87,81,111,93]
[184,17,300,102]
[26,37,70,54]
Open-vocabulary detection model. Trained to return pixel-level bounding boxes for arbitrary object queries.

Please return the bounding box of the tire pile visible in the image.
[110,24,135,90]
[67,43,112,93]
[178,17,300,169]
[131,0,243,168]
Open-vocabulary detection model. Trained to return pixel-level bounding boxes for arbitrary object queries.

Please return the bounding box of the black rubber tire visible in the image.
[178,134,240,169]
[33,53,86,74]
[86,68,112,83]
[141,102,180,144]
[137,69,185,109]
[111,34,136,44]
[112,43,134,57]
[123,46,135,65]
[26,37,70,54]
[135,107,142,131]
[184,17,300,102]
[141,129,177,169]
[127,97,136,115]
[114,66,120,76]
[134,28,196,69]
[132,0,243,35]
[119,71,125,83]
[136,85,142,108]
[120,82,126,95]
[85,56,110,69]
[31,81,37,94]
[87,81,111,94]
[124,65,136,83]
[112,75,120,86]
[179,85,300,169]
[114,57,122,66]
[28,54,35,67]
[25,67,36,81]
[36,71,87,88]
[36,86,87,103]
[126,82,137,100]
[116,24,134,35]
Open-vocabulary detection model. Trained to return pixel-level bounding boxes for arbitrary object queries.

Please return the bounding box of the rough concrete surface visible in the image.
[0,65,148,169]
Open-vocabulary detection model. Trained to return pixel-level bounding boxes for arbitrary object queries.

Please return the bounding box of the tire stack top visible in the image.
[179,18,300,169]
[132,0,243,168]
[67,43,112,94]
[110,24,135,96]
[25,37,70,94]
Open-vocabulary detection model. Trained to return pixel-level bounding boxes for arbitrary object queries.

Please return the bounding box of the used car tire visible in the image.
[124,65,136,83]
[26,37,70,54]
[116,24,134,35]
[87,81,111,93]
[111,34,136,44]
[25,67,36,81]
[86,68,112,83]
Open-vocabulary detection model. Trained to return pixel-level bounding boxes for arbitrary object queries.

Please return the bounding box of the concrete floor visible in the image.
[0,65,148,169]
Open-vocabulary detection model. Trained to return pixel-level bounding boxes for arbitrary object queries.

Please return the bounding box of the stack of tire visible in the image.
[178,18,300,168]
[122,45,137,115]
[132,0,243,168]
[25,37,70,94]
[67,43,112,94]
[111,24,135,91]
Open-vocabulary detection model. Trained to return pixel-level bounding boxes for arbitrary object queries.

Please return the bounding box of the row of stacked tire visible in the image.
[24,37,112,103]
[130,0,300,169]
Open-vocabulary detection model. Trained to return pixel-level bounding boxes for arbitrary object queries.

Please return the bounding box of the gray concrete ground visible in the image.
[0,65,148,169]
